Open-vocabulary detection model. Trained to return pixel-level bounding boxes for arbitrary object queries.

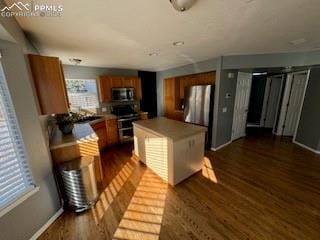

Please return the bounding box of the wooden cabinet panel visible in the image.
[90,121,107,151]
[97,76,112,102]
[28,54,69,114]
[164,72,216,121]
[178,72,216,99]
[50,141,103,183]
[106,118,119,146]
[97,75,142,102]
[133,77,142,99]
[139,112,148,120]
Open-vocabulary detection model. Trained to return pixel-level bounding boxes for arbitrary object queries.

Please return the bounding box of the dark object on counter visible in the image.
[59,156,98,212]
[58,123,74,134]
[75,115,102,123]
[55,112,80,134]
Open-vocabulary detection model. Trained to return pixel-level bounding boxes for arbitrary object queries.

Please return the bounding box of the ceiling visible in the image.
[6,0,320,71]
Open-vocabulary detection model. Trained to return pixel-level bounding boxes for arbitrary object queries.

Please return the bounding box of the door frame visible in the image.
[271,74,285,134]
[231,72,253,141]
[292,69,310,141]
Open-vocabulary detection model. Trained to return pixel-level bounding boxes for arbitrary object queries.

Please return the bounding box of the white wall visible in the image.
[0,1,61,238]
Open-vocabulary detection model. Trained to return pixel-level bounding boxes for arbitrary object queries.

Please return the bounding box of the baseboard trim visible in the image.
[211,140,232,151]
[30,208,64,240]
[293,140,320,154]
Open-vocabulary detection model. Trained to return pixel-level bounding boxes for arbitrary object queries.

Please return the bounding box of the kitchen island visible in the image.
[133,117,207,185]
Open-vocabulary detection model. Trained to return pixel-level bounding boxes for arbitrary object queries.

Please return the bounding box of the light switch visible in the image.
[222,107,227,113]
[228,73,235,79]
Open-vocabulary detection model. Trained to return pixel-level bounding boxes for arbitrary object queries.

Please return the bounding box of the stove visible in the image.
[112,105,139,143]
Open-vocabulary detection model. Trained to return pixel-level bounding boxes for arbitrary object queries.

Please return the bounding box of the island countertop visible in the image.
[133,117,207,141]
[50,123,98,150]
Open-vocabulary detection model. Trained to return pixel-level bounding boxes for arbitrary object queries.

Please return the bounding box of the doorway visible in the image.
[275,70,310,137]
[232,70,310,142]
[231,72,252,141]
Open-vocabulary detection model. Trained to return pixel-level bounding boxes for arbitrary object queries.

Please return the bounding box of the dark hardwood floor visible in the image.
[39,136,320,240]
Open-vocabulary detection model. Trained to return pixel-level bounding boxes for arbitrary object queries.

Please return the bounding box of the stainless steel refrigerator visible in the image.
[183,85,214,147]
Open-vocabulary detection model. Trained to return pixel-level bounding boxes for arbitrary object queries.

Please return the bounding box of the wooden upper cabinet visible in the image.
[97,75,141,102]
[179,72,216,99]
[164,71,216,121]
[28,54,69,115]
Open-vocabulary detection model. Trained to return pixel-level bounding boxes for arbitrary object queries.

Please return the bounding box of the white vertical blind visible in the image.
[0,61,35,210]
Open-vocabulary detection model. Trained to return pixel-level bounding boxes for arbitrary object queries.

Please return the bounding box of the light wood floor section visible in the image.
[39,136,320,240]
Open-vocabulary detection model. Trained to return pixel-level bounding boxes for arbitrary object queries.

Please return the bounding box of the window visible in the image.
[0,63,35,212]
[66,79,99,110]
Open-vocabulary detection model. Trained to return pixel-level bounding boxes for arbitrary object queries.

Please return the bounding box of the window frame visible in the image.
[65,78,100,110]
[0,61,38,218]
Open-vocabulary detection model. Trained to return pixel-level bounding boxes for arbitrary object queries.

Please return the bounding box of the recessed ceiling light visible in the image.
[148,53,159,56]
[173,41,184,46]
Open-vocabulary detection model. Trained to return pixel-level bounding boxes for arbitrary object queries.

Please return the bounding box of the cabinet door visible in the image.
[110,76,123,88]
[91,121,107,151]
[28,54,69,114]
[106,119,119,146]
[133,77,142,99]
[97,76,111,102]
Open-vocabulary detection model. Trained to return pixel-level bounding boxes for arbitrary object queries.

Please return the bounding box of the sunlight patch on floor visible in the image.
[113,169,168,240]
[91,161,135,223]
[202,157,218,183]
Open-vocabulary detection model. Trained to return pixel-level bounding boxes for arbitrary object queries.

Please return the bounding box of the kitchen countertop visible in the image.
[50,123,98,150]
[133,117,207,141]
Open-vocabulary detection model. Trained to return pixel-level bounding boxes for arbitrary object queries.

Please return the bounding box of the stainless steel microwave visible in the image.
[112,87,135,101]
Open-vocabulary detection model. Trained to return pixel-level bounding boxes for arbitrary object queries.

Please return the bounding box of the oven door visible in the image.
[112,88,128,101]
[118,128,134,142]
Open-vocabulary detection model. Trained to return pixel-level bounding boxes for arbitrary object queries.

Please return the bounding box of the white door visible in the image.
[232,72,252,141]
[282,71,309,136]
[260,75,284,128]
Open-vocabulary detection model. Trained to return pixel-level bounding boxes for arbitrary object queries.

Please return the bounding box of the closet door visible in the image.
[282,71,309,136]
[232,72,252,141]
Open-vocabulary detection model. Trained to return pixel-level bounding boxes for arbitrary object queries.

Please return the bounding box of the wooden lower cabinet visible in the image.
[90,121,107,151]
[106,118,119,146]
[139,112,148,120]
[50,141,104,183]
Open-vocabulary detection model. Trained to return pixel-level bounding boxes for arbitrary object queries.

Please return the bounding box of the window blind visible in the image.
[0,62,35,210]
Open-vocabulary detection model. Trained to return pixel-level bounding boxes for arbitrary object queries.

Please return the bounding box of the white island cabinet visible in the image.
[133,117,207,185]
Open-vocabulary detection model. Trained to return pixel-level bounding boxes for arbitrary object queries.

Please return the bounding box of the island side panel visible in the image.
[172,132,205,185]
[133,125,169,182]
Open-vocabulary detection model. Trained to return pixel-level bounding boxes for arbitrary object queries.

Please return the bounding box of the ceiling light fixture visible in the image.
[173,41,184,46]
[148,53,159,56]
[69,58,82,65]
[170,0,197,12]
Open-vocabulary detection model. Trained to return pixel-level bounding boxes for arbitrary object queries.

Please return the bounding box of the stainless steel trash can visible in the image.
[59,156,98,212]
